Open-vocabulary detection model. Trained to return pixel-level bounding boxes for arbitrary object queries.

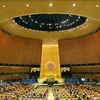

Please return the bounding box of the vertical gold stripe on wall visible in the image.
[38,40,64,83]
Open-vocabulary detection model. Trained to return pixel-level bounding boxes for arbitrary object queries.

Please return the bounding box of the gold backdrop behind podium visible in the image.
[38,40,64,83]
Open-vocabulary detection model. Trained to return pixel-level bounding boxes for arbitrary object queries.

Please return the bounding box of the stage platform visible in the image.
[36,82,64,86]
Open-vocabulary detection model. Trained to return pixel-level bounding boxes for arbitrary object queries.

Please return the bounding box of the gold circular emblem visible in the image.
[45,61,56,71]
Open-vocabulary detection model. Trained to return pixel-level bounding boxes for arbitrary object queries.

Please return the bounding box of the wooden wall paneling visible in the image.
[95,74,100,79]
[81,66,86,72]
[71,66,76,72]
[91,65,96,73]
[97,65,100,73]
[0,66,30,73]
[95,64,99,73]
[86,66,90,73]
[77,67,81,72]
[59,31,100,64]
[0,30,42,65]
[77,75,95,79]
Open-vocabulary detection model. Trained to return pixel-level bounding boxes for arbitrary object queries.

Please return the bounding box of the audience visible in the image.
[21,85,48,100]
[0,80,100,100]
[0,84,34,100]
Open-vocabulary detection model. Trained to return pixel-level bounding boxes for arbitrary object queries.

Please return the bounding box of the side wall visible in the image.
[59,31,100,64]
[0,30,42,65]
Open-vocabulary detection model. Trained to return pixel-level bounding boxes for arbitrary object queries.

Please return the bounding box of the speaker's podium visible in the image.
[38,76,64,85]
[44,77,57,86]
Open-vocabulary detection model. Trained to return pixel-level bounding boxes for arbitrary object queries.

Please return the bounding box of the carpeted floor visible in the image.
[47,87,55,100]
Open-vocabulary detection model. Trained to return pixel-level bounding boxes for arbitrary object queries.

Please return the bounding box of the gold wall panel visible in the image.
[39,40,63,82]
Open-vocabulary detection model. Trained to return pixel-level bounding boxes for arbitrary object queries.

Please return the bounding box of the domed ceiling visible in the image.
[0,0,100,40]
[13,14,87,32]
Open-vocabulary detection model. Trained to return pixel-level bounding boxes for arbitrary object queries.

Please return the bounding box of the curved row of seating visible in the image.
[65,83,100,100]
[65,78,81,83]
[21,78,36,84]
[20,86,48,100]
[0,84,35,100]
[53,86,78,100]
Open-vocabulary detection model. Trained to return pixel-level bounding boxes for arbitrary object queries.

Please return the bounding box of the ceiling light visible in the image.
[68,30,70,32]
[42,23,44,25]
[13,20,15,22]
[69,15,72,17]
[55,23,58,25]
[66,19,69,21]
[62,21,64,24]
[35,21,37,23]
[96,5,99,7]
[29,15,31,18]
[49,3,53,7]
[78,16,80,18]
[49,23,51,25]
[3,5,5,8]
[86,19,88,22]
[73,4,76,7]
[25,22,28,24]
[31,19,33,21]
[26,4,29,7]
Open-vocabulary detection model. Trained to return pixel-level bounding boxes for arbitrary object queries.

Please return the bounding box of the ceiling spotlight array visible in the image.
[13,14,87,32]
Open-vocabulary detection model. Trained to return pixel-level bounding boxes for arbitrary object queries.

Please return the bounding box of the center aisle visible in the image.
[47,87,55,100]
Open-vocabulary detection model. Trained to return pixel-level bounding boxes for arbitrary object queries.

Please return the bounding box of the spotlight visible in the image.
[26,4,29,7]
[96,5,99,7]
[3,5,5,8]
[49,3,53,7]
[73,4,76,7]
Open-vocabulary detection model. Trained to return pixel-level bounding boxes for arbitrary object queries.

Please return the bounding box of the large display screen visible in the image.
[30,67,40,77]
[61,67,71,77]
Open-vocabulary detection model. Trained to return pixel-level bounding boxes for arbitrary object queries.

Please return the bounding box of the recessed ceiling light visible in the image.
[78,16,80,19]
[86,19,88,22]
[31,19,33,21]
[73,4,76,7]
[3,5,5,8]
[49,3,53,7]
[29,15,31,18]
[96,5,99,7]
[81,28,83,30]
[35,21,37,23]
[49,23,51,25]
[26,4,29,7]
[66,19,69,21]
[69,15,72,17]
